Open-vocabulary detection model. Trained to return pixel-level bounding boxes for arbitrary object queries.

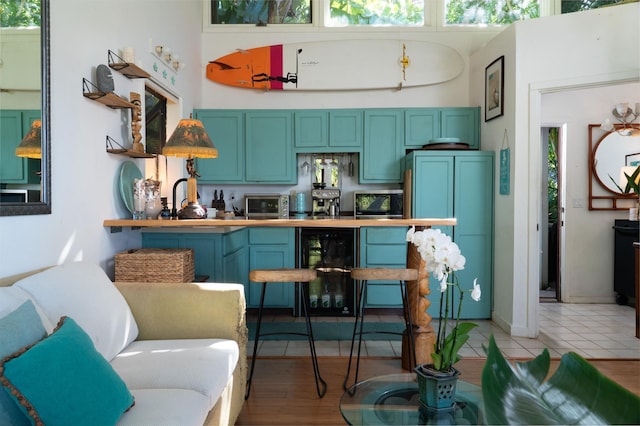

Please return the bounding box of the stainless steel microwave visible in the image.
[244,194,289,218]
[0,189,39,203]
[354,190,404,219]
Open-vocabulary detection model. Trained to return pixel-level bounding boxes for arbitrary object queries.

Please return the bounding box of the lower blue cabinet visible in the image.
[248,228,295,308]
[359,227,408,308]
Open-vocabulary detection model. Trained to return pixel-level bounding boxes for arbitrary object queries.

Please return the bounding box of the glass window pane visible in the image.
[1,0,41,27]
[211,0,311,25]
[327,0,424,26]
[445,0,539,25]
[561,0,627,14]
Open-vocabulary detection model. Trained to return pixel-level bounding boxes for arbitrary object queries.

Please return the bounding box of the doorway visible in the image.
[540,125,564,302]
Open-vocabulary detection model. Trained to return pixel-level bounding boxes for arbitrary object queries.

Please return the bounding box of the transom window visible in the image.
[206,0,631,28]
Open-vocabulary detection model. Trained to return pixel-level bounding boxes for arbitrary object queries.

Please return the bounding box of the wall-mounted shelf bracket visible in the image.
[106,135,155,158]
[107,50,150,79]
[82,78,135,109]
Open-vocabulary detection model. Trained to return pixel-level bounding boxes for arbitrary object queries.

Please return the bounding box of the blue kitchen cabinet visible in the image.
[361,109,404,183]
[0,110,41,184]
[404,107,480,150]
[406,150,494,319]
[248,227,296,308]
[405,109,439,148]
[359,227,408,308]
[440,108,480,149]
[294,111,328,149]
[193,110,244,183]
[294,109,362,152]
[329,109,363,149]
[141,232,223,282]
[245,111,295,183]
[223,229,249,300]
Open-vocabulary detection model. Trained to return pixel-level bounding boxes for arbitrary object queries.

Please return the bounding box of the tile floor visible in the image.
[248,303,640,359]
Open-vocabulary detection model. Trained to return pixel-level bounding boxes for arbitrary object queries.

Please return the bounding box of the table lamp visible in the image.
[15,119,42,159]
[163,115,218,219]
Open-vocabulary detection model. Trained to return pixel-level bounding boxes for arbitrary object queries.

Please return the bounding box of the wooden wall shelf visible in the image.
[106,136,155,158]
[82,78,135,109]
[107,50,150,79]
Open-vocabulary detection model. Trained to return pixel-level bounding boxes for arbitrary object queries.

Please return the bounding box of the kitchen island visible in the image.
[104,216,456,367]
[103,216,456,229]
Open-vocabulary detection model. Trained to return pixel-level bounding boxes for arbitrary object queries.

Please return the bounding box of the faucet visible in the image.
[171,178,188,218]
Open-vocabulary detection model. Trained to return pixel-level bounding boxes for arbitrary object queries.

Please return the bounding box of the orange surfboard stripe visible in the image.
[207,45,286,90]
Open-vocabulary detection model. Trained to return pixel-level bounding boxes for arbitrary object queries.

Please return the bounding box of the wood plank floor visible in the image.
[237,356,640,425]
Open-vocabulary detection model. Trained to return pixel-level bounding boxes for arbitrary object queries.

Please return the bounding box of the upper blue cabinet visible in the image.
[405,107,480,150]
[245,111,295,183]
[195,107,479,184]
[194,110,244,183]
[294,109,363,151]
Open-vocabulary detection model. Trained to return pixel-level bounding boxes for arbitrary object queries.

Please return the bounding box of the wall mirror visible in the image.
[589,124,640,210]
[0,0,50,216]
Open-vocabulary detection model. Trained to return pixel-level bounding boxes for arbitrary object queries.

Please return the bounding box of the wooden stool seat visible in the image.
[249,268,317,283]
[246,268,326,400]
[344,268,418,393]
[350,267,419,282]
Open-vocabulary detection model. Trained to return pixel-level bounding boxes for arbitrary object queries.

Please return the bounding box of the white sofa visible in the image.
[0,262,247,425]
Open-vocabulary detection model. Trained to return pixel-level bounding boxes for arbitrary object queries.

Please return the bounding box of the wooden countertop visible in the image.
[103,216,456,231]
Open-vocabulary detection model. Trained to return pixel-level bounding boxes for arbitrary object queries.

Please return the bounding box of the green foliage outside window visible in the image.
[328,0,423,25]
[561,0,634,13]
[211,0,311,24]
[445,0,539,25]
[0,0,40,28]
[547,128,558,223]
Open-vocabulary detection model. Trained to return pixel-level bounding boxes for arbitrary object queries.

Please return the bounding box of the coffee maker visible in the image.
[312,189,341,217]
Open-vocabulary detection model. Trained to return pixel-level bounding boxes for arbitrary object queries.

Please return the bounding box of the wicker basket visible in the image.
[115,248,195,283]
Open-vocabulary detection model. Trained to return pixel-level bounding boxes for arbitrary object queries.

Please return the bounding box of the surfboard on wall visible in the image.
[206,39,464,91]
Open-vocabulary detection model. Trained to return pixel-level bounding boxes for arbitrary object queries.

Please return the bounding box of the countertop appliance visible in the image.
[613,219,639,305]
[0,189,40,203]
[244,194,289,218]
[312,188,341,217]
[298,227,355,316]
[354,189,404,219]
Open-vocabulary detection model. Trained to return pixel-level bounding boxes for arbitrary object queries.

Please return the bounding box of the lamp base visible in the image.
[178,202,206,219]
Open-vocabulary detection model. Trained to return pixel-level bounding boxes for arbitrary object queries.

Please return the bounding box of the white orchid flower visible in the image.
[439,275,448,292]
[471,278,481,301]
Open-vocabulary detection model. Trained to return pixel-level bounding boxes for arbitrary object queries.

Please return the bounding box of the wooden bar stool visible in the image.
[245,268,327,399]
[343,268,419,392]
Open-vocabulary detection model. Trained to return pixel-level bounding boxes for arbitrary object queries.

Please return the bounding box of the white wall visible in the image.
[0,0,202,277]
[471,3,640,336]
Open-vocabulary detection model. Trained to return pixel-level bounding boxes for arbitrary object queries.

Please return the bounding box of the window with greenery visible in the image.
[560,0,631,13]
[327,0,424,26]
[211,0,311,24]
[0,0,41,27]
[445,0,539,25]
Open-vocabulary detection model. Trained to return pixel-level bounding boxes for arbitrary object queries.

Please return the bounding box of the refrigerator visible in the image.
[297,228,356,316]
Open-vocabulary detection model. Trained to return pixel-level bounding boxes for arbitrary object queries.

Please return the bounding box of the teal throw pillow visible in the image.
[0,316,135,426]
[0,300,46,426]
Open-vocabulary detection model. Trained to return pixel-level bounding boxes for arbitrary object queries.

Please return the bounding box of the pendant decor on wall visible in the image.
[206,40,464,91]
[500,129,510,195]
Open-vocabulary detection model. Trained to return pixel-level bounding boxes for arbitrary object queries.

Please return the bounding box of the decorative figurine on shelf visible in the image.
[130,92,144,153]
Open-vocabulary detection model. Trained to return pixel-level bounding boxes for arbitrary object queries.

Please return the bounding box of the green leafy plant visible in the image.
[482,335,640,425]
[407,227,481,372]
[609,165,640,194]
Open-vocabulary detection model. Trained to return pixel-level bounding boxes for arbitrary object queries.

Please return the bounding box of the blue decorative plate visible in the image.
[119,161,143,214]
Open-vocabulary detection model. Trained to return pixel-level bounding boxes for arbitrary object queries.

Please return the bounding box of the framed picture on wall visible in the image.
[485,56,504,122]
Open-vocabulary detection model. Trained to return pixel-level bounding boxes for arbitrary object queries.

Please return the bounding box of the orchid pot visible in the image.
[415,364,460,410]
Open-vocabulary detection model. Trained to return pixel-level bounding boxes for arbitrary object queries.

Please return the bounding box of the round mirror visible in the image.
[593,131,640,194]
